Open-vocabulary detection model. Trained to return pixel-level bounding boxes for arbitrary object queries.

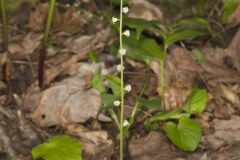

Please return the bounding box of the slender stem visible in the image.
[44,0,56,45]
[0,0,8,51]
[109,109,120,129]
[130,75,150,123]
[160,45,167,110]
[38,0,56,87]
[119,0,124,159]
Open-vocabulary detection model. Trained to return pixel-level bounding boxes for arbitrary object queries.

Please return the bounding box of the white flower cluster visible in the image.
[111,7,129,24]
[113,84,132,106]
[112,6,132,107]
[112,6,130,57]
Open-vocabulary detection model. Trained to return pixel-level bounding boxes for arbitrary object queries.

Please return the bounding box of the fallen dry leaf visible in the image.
[28,3,48,31]
[28,63,108,127]
[128,0,163,21]
[53,7,83,34]
[206,116,240,150]
[129,132,183,160]
[8,33,43,59]
[220,84,239,105]
[40,28,110,86]
[162,85,190,111]
[64,124,113,160]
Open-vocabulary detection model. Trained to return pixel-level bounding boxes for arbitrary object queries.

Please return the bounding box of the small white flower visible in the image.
[117,64,125,72]
[125,84,132,92]
[123,30,130,37]
[114,101,121,106]
[122,6,129,14]
[123,120,129,127]
[119,48,126,56]
[112,17,119,24]
[65,4,70,8]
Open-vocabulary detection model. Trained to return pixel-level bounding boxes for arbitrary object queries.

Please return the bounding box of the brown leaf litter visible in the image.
[25,63,110,127]
[64,123,113,160]
[206,116,240,150]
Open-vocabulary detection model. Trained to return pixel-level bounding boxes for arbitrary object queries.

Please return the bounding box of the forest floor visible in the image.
[1,0,240,160]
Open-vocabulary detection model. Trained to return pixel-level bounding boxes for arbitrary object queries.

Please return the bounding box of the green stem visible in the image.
[0,0,8,51]
[109,109,120,129]
[119,0,124,159]
[130,75,150,124]
[44,0,56,45]
[160,45,167,110]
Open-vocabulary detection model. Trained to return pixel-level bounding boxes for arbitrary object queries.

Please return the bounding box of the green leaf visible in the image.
[164,117,201,151]
[106,75,121,97]
[144,110,190,131]
[222,0,238,23]
[183,88,208,114]
[91,69,106,94]
[138,96,162,108]
[124,17,159,39]
[101,93,118,108]
[165,29,209,47]
[145,110,190,124]
[172,18,210,32]
[88,49,97,62]
[191,48,206,62]
[32,135,82,160]
[144,120,160,131]
[123,34,152,63]
[165,18,217,46]
[123,32,164,63]
[142,38,165,61]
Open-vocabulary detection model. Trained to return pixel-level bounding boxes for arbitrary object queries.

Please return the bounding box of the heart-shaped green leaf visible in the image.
[32,135,82,160]
[164,117,201,151]
[183,88,208,114]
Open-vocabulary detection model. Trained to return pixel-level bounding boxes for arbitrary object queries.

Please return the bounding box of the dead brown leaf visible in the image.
[8,33,43,59]
[206,116,240,150]
[29,63,108,127]
[64,124,113,160]
[53,7,83,34]
[128,0,163,21]
[28,3,48,31]
[129,132,183,160]
[220,84,239,105]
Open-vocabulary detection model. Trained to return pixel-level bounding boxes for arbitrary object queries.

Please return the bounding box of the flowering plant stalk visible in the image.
[119,0,125,159]
[112,1,130,159]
